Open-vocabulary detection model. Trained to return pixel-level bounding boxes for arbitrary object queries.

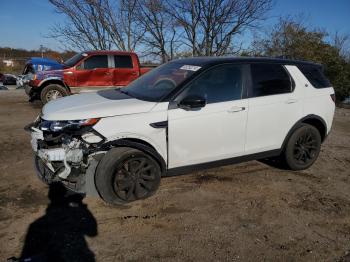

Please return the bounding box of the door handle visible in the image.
[131,72,138,76]
[227,106,245,113]
[285,98,298,104]
[105,72,112,75]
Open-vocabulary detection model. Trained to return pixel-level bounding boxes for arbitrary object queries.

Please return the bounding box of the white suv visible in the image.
[27,57,335,204]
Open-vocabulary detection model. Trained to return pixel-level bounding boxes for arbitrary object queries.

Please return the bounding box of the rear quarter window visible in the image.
[298,65,331,88]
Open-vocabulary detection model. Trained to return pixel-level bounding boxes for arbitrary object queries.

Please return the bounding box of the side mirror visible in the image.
[179,95,206,110]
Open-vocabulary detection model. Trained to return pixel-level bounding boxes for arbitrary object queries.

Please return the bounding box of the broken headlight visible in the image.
[40,118,100,132]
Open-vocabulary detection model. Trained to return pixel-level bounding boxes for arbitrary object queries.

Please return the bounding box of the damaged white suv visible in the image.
[27,57,335,204]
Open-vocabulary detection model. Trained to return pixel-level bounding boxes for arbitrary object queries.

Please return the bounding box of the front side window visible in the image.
[180,64,243,104]
[83,55,108,70]
[250,63,292,97]
[114,55,133,68]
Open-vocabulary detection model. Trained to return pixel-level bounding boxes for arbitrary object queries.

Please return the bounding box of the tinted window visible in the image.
[115,55,133,68]
[250,64,291,97]
[123,61,197,102]
[181,64,243,104]
[298,65,331,88]
[83,55,108,69]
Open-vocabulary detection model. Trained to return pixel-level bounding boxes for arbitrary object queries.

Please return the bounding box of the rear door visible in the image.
[245,63,303,154]
[75,55,113,87]
[168,64,249,168]
[297,64,335,133]
[112,54,139,87]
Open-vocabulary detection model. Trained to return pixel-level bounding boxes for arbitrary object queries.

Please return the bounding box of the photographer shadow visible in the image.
[20,182,97,262]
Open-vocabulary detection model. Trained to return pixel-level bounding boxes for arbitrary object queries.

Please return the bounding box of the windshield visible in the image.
[123,62,201,101]
[63,53,86,67]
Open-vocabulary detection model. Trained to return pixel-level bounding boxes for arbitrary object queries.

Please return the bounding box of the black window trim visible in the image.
[169,63,249,109]
[247,62,295,99]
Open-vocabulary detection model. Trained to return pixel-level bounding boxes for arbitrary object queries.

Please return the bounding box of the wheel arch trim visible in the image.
[281,114,328,151]
[100,138,167,175]
[38,78,70,92]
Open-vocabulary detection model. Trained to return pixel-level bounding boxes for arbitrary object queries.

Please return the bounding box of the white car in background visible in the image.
[27,57,335,205]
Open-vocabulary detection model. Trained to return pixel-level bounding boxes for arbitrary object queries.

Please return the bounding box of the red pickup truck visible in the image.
[25,51,154,104]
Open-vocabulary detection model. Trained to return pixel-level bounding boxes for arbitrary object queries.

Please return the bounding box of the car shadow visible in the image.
[258,157,289,170]
[18,182,98,262]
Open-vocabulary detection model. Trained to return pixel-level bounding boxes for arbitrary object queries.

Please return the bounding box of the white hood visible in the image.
[42,90,157,121]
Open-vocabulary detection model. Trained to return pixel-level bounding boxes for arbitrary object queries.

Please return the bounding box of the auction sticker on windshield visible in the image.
[180,65,201,71]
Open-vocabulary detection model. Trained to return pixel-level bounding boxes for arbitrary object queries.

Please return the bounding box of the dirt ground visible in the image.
[0,90,350,261]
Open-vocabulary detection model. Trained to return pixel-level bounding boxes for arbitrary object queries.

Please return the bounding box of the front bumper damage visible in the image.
[33,133,83,179]
[27,119,105,196]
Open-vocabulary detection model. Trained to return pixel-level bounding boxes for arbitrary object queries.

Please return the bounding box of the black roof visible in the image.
[171,56,321,67]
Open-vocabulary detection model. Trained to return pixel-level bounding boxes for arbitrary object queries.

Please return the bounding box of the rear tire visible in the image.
[95,147,161,205]
[40,84,69,104]
[284,124,321,170]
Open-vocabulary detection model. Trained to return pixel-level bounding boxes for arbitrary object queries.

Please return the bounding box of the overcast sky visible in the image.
[0,0,349,51]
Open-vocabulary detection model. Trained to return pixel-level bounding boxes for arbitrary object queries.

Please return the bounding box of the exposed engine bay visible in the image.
[27,116,105,194]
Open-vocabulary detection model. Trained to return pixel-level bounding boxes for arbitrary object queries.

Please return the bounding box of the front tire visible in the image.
[95,147,161,205]
[284,124,321,170]
[40,84,69,104]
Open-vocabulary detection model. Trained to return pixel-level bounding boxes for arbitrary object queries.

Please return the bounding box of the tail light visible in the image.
[330,94,335,103]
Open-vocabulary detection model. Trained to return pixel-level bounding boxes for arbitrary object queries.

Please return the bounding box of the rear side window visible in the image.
[114,55,133,68]
[250,64,292,97]
[83,55,108,69]
[182,64,243,104]
[298,65,331,88]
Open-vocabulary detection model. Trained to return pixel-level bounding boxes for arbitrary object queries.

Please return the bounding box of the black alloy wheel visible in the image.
[95,147,161,205]
[113,156,158,201]
[292,129,319,165]
[284,124,321,170]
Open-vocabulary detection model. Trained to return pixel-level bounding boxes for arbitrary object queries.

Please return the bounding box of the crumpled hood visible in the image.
[28,57,63,72]
[42,89,157,121]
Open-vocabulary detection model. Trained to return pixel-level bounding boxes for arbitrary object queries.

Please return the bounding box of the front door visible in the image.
[168,64,248,168]
[75,55,113,87]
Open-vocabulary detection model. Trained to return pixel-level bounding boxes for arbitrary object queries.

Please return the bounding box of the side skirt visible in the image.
[165,149,281,177]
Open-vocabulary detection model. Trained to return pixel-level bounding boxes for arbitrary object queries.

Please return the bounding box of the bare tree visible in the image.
[135,0,180,62]
[95,0,144,51]
[48,0,272,61]
[49,0,143,51]
[167,0,272,56]
[49,0,110,50]
[332,31,350,58]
